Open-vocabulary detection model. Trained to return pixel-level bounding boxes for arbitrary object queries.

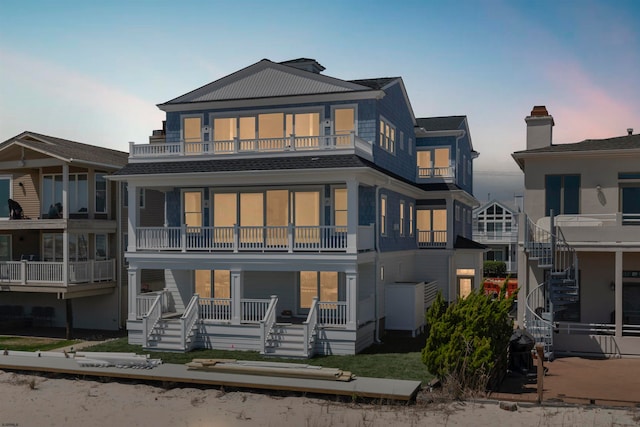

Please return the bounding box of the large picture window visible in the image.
[43,174,88,216]
[299,271,339,309]
[545,174,580,216]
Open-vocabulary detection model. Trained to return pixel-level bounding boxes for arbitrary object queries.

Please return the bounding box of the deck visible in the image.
[0,353,421,401]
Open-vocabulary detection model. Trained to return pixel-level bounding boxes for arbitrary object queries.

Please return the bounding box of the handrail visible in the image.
[180,294,200,350]
[524,281,554,358]
[142,293,163,347]
[303,297,319,357]
[259,295,278,354]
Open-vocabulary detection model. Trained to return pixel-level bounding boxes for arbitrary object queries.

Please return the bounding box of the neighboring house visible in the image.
[473,199,520,274]
[0,132,128,336]
[112,58,483,356]
[513,106,640,358]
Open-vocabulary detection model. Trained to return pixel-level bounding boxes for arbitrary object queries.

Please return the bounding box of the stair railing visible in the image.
[180,294,200,350]
[259,295,278,354]
[142,292,163,347]
[303,297,319,358]
[524,282,554,358]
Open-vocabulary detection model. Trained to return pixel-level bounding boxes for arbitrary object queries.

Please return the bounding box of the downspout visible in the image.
[374,184,382,343]
[116,180,122,329]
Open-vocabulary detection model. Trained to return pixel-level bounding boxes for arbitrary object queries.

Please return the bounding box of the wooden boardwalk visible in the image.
[0,353,421,401]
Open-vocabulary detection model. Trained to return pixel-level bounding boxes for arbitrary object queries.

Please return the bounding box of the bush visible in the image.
[483,260,506,277]
[421,285,514,396]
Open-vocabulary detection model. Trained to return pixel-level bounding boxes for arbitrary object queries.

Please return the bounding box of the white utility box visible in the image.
[384,281,426,337]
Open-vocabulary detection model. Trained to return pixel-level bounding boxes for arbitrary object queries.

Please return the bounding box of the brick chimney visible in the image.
[525,105,554,150]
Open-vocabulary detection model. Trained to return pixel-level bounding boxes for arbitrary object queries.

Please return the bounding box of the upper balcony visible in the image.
[416,166,455,183]
[541,213,640,246]
[473,227,519,244]
[128,133,373,162]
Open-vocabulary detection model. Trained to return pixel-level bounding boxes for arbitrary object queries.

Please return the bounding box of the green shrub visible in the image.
[483,260,507,277]
[421,285,514,395]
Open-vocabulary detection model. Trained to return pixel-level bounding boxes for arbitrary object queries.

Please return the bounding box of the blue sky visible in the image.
[1,0,639,201]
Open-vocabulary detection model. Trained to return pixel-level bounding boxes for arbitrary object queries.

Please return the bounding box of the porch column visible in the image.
[346,271,357,330]
[346,179,359,253]
[127,183,138,251]
[127,266,140,320]
[446,198,454,249]
[615,250,623,337]
[230,270,244,325]
[62,163,69,220]
[62,230,69,285]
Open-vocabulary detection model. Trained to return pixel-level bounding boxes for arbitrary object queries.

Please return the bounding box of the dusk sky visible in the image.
[1,0,639,202]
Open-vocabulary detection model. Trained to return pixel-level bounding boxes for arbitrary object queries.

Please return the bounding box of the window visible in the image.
[122,184,145,209]
[379,117,395,153]
[399,131,404,151]
[455,205,460,221]
[409,204,414,237]
[380,195,387,236]
[42,174,88,216]
[334,107,355,146]
[0,176,11,218]
[417,209,447,244]
[334,188,347,229]
[399,201,405,236]
[95,234,108,260]
[43,233,88,261]
[476,203,514,236]
[545,174,580,216]
[619,173,640,225]
[183,191,202,227]
[95,173,107,214]
[299,271,339,309]
[183,117,202,143]
[0,235,10,261]
[417,147,451,177]
[195,270,230,299]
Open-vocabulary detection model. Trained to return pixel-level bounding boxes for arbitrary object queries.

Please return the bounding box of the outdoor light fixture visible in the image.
[596,185,601,191]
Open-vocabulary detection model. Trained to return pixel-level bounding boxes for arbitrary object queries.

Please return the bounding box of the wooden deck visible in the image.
[0,353,421,401]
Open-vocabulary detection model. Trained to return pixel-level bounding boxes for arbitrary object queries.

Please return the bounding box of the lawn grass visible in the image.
[0,336,78,352]
[84,336,433,384]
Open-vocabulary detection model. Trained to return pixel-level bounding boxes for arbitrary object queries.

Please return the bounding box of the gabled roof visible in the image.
[474,199,520,215]
[416,116,466,132]
[0,131,128,169]
[348,78,399,90]
[160,59,374,106]
[512,133,640,169]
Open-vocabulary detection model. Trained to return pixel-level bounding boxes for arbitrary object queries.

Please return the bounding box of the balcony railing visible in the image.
[417,166,455,180]
[417,230,447,248]
[0,259,115,285]
[473,229,518,242]
[134,225,374,253]
[129,133,373,161]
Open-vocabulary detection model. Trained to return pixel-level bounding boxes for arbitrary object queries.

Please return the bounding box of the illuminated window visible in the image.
[399,201,405,236]
[380,195,387,236]
[334,188,347,229]
[183,191,202,227]
[417,209,447,244]
[213,118,236,141]
[409,204,414,236]
[183,117,202,142]
[299,271,338,309]
[379,117,395,153]
[195,270,230,299]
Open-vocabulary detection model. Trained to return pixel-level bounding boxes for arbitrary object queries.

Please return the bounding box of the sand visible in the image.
[0,370,638,427]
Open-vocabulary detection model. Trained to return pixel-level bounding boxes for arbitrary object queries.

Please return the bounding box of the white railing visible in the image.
[242,298,271,323]
[1,260,115,285]
[318,301,348,326]
[135,290,170,319]
[557,322,640,337]
[136,225,351,252]
[142,293,163,346]
[199,298,231,322]
[303,297,319,357]
[524,282,554,358]
[417,166,455,179]
[473,229,519,241]
[260,295,278,354]
[417,230,447,248]
[181,295,200,350]
[130,133,373,160]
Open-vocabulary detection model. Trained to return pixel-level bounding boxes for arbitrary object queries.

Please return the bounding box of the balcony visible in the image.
[0,259,116,287]
[129,133,373,162]
[416,166,455,182]
[552,213,640,245]
[473,228,519,243]
[417,230,447,248]
[133,225,374,254]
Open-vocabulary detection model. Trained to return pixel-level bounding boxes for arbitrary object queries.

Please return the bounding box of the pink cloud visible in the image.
[543,61,639,143]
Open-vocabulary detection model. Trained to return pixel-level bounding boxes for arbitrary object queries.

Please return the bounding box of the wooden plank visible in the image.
[0,354,420,401]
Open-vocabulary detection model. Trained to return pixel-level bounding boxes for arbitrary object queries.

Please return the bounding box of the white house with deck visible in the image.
[112,58,484,356]
[514,106,640,358]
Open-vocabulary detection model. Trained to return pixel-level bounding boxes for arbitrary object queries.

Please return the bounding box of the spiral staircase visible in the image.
[524,213,579,360]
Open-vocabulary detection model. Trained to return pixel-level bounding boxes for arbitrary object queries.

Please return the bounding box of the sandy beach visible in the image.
[1,370,638,427]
